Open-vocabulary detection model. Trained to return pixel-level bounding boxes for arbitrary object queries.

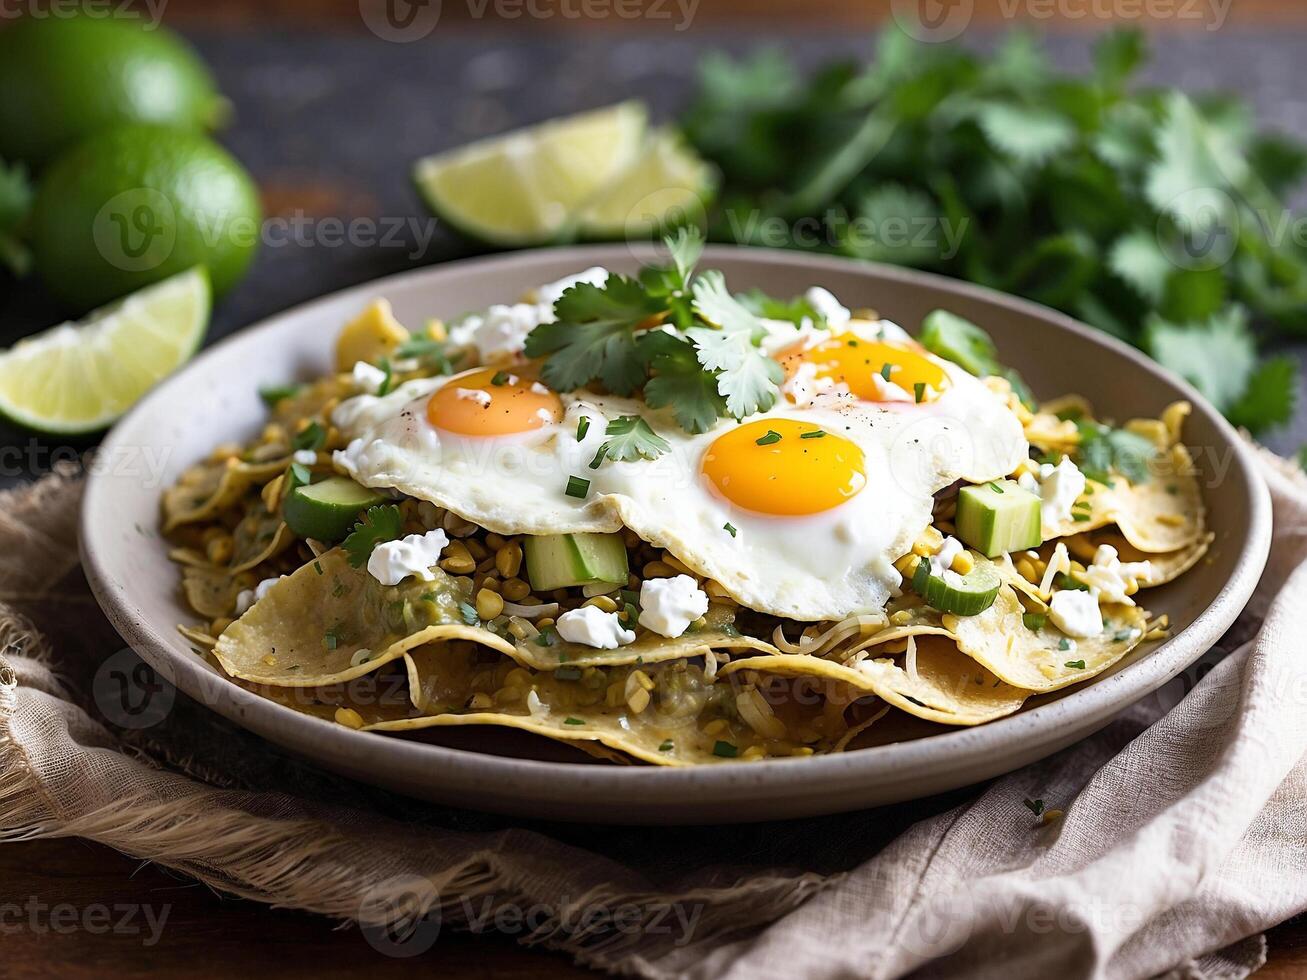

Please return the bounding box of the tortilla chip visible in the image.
[943,585,1150,691]
[370,645,859,765]
[270,376,354,430]
[723,639,1029,726]
[162,457,287,531]
[1064,528,1214,587]
[213,549,514,686]
[230,505,295,572]
[509,604,777,670]
[181,563,248,619]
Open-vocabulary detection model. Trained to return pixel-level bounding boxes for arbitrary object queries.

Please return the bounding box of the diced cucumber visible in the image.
[920,310,998,377]
[523,532,629,591]
[911,555,1001,616]
[283,476,389,542]
[955,479,1042,557]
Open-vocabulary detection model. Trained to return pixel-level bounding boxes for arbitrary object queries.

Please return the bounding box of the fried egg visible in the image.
[332,302,1027,621]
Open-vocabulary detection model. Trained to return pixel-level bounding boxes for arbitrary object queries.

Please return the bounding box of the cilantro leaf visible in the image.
[292,421,325,452]
[342,505,403,568]
[394,334,458,375]
[640,332,726,434]
[736,288,824,327]
[1227,355,1298,434]
[1076,422,1157,485]
[687,271,783,419]
[1144,306,1255,411]
[592,415,670,465]
[524,275,662,395]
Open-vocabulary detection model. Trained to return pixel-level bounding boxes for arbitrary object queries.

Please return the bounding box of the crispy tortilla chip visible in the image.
[369,645,866,765]
[270,376,354,429]
[724,639,1029,726]
[944,585,1150,691]
[510,605,777,670]
[213,549,513,686]
[181,563,247,619]
[230,505,294,572]
[178,624,218,650]
[1064,528,1214,587]
[162,457,287,531]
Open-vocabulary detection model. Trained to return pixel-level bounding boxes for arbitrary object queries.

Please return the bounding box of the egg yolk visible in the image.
[426,367,563,436]
[701,418,866,517]
[779,334,950,403]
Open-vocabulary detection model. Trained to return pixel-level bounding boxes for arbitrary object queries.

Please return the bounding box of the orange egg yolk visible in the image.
[778,334,950,403]
[701,418,866,517]
[426,367,563,437]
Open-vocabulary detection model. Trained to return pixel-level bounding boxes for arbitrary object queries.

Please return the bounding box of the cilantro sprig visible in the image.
[590,415,670,468]
[342,505,403,568]
[523,228,788,434]
[681,27,1304,433]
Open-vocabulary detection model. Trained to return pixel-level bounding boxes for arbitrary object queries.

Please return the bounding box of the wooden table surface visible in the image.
[2,836,1303,977]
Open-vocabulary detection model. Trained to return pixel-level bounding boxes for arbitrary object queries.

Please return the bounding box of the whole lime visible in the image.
[0,13,226,168]
[30,125,261,311]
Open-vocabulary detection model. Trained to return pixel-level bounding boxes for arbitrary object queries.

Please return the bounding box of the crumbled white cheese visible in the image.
[351,360,388,395]
[536,266,609,307]
[1019,457,1086,528]
[455,387,493,407]
[366,529,450,586]
[929,536,965,578]
[555,605,635,649]
[1048,589,1103,638]
[781,360,852,407]
[804,286,851,328]
[447,268,610,361]
[292,449,317,465]
[1081,544,1153,606]
[235,575,283,615]
[526,688,548,718]
[1039,541,1071,595]
[639,575,710,639]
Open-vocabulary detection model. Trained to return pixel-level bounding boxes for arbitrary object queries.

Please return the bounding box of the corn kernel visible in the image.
[642,561,675,578]
[439,540,476,574]
[583,595,618,613]
[334,707,365,730]
[950,551,974,575]
[501,577,531,601]
[468,692,493,711]
[475,588,504,620]
[495,542,523,579]
[626,687,651,714]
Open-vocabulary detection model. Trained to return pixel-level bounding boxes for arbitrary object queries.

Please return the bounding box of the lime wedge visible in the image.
[0,267,210,434]
[577,129,717,239]
[413,102,647,246]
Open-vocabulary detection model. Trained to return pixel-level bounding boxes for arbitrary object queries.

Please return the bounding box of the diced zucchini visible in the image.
[283,476,389,542]
[523,532,629,591]
[911,555,1001,616]
[955,479,1041,557]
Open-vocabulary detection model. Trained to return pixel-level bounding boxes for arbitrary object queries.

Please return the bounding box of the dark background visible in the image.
[3,1,1307,478]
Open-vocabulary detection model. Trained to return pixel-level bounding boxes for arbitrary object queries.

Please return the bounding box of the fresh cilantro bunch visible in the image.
[0,158,32,277]
[524,228,784,434]
[681,28,1307,433]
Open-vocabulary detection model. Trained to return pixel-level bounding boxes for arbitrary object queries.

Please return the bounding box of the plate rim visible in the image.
[80,244,1272,820]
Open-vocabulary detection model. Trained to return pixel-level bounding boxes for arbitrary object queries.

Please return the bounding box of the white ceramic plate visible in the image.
[81,246,1270,824]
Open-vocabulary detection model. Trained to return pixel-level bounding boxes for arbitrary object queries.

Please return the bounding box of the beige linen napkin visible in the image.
[3,447,1306,978]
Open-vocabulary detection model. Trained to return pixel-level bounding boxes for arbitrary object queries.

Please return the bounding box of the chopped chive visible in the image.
[1058,637,1071,651]
[490,370,510,386]
[1072,513,1092,522]
[576,416,590,441]
[879,363,893,381]
[1055,573,1089,591]
[847,339,859,347]
[1023,797,1045,817]
[658,739,674,752]
[565,475,590,498]
[755,429,782,446]
[458,601,478,626]
[313,561,324,576]
[534,628,556,647]
[588,446,606,470]
[292,421,325,452]
[1022,612,1046,631]
[323,628,340,651]
[988,481,1004,494]
[799,430,826,439]
[377,358,394,397]
[723,522,737,538]
[914,381,926,403]
[555,666,582,681]
[1064,659,1086,669]
[259,383,303,406]
[1113,628,1134,642]
[712,740,738,758]
[563,717,586,726]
